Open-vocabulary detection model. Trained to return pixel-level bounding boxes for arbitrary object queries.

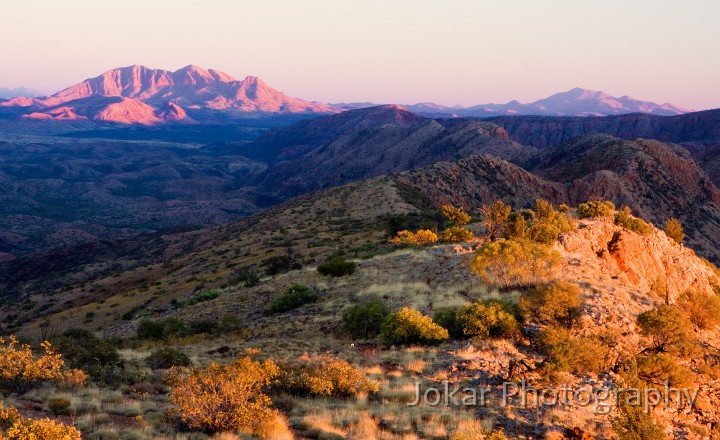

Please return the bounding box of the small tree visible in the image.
[471,239,562,288]
[343,300,390,339]
[480,200,511,240]
[165,355,280,434]
[380,308,449,346]
[636,305,694,353]
[520,281,583,328]
[636,353,694,387]
[664,218,685,244]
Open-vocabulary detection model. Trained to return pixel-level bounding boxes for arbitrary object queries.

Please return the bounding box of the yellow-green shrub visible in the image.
[165,355,279,434]
[577,200,614,219]
[636,305,695,353]
[676,290,720,329]
[442,225,475,243]
[636,354,694,387]
[0,402,81,439]
[380,307,449,346]
[472,239,562,288]
[520,281,583,328]
[277,354,379,398]
[457,300,520,339]
[389,229,439,246]
[535,326,609,375]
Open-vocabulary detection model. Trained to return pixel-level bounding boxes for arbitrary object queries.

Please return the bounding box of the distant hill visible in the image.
[333,88,689,117]
[0,86,40,98]
[0,65,339,124]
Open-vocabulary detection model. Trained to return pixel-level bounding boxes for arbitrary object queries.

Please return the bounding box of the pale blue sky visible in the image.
[1,0,718,109]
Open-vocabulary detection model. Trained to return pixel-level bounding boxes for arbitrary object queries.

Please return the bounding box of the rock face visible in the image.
[2,65,338,124]
[559,218,718,300]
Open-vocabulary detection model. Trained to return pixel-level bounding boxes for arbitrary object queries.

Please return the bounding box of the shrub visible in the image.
[262,253,302,275]
[520,281,583,328]
[317,258,357,277]
[231,265,260,287]
[183,290,221,307]
[503,212,528,240]
[0,336,86,394]
[577,200,614,219]
[441,205,471,225]
[612,397,665,440]
[614,210,652,235]
[389,229,439,246]
[53,328,121,384]
[0,401,81,439]
[664,218,685,244]
[342,300,390,339]
[47,397,72,415]
[442,226,475,243]
[649,276,666,298]
[165,355,279,434]
[636,354,694,387]
[480,200,511,240]
[457,300,520,339]
[137,319,167,340]
[636,305,695,353]
[535,326,609,375]
[471,239,562,289]
[433,308,463,339]
[267,284,317,313]
[277,353,379,398]
[676,290,720,329]
[380,308,449,346]
[147,348,192,370]
[527,199,576,244]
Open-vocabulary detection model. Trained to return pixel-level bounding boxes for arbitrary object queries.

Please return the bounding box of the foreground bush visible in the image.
[0,336,86,394]
[577,200,614,219]
[165,355,280,434]
[53,328,121,383]
[471,239,562,288]
[457,300,520,339]
[636,305,695,353]
[317,258,357,277]
[343,300,390,339]
[536,326,609,375]
[520,281,583,328]
[389,229,439,246]
[636,354,694,387]
[277,353,379,398]
[380,308,449,346]
[0,402,81,439]
[267,284,317,313]
[676,289,720,329]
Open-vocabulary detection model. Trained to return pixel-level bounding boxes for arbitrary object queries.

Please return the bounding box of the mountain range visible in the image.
[334,87,689,117]
[0,65,338,124]
[0,65,691,126]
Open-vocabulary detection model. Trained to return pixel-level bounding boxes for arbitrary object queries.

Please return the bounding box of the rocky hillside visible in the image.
[393,135,720,263]
[487,108,720,151]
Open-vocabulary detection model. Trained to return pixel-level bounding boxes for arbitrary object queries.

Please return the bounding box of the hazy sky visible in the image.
[1,0,718,109]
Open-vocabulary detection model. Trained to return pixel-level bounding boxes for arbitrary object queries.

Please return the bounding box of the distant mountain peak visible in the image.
[2,65,338,124]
